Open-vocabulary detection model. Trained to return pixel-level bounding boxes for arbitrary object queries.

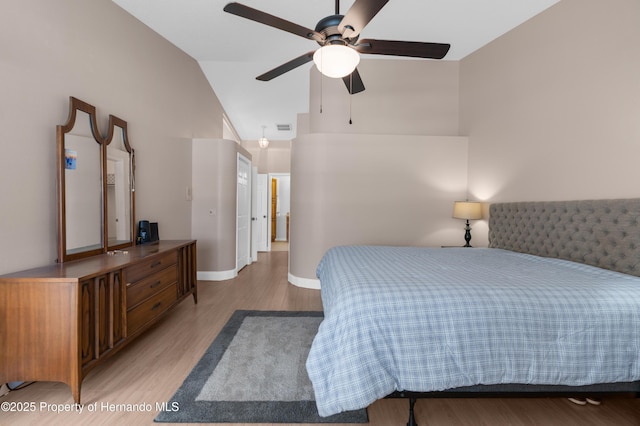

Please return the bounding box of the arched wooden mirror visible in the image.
[57,97,105,262]
[57,97,136,262]
[105,115,135,251]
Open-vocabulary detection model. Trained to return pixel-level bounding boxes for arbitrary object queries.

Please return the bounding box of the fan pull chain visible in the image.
[348,73,353,125]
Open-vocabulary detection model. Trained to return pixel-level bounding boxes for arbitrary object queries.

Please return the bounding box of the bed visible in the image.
[306,199,640,421]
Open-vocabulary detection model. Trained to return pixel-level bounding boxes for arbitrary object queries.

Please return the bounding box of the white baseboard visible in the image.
[198,269,319,289]
[197,269,237,281]
[288,273,320,290]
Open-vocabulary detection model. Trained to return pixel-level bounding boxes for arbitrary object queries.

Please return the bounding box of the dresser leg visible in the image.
[69,379,82,405]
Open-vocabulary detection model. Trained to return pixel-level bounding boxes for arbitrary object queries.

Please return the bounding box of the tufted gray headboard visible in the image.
[489,198,640,277]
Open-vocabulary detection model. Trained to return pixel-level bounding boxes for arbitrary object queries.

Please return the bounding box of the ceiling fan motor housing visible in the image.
[314,15,358,46]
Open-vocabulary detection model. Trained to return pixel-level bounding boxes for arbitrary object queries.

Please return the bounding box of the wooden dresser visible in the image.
[0,240,197,404]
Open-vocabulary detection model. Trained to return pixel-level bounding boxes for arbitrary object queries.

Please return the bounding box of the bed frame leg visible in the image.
[406,397,418,426]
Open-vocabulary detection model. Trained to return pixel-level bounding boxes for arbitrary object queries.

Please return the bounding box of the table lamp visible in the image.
[452,201,483,247]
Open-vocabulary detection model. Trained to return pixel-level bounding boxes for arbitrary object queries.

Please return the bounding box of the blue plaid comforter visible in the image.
[306,246,640,416]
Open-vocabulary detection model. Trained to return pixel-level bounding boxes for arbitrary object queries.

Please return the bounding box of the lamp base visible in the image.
[463,220,473,248]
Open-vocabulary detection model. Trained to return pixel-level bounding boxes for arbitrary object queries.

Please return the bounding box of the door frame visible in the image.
[236,153,252,272]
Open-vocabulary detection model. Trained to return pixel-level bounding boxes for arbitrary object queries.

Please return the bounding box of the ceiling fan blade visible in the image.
[224,3,324,42]
[256,51,315,81]
[355,39,451,59]
[342,68,365,94]
[339,0,389,39]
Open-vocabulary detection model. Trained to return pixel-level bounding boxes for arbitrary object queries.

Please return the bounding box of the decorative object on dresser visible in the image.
[0,97,197,404]
[452,200,483,247]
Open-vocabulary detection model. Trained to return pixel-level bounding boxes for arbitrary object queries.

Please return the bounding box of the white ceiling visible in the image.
[112,0,559,141]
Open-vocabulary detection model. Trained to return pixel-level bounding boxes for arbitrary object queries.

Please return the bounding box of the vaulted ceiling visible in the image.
[112,0,560,141]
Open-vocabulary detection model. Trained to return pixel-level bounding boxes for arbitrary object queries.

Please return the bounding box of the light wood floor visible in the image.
[271,241,289,251]
[2,251,639,425]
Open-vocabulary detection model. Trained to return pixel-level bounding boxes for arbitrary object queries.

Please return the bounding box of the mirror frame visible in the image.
[104,115,135,252]
[57,97,136,263]
[57,97,105,262]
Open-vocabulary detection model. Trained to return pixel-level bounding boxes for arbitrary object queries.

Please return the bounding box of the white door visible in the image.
[256,174,269,251]
[251,166,258,262]
[236,154,251,271]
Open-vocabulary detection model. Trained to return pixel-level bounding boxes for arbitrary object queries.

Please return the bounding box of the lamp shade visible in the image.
[313,45,360,78]
[453,201,482,220]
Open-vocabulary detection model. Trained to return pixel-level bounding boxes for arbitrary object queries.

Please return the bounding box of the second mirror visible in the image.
[105,115,135,251]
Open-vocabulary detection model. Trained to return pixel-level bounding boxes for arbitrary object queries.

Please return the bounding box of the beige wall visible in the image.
[192,139,252,276]
[461,0,640,246]
[308,59,460,136]
[290,59,466,282]
[290,133,469,283]
[242,140,291,174]
[0,0,226,274]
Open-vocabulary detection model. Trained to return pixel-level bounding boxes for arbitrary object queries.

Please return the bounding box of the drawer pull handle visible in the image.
[150,281,162,289]
[151,302,162,311]
[150,261,162,268]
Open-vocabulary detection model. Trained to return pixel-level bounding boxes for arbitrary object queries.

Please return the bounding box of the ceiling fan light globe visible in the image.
[313,45,360,78]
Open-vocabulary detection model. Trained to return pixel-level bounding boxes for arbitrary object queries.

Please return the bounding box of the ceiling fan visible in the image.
[223,0,451,94]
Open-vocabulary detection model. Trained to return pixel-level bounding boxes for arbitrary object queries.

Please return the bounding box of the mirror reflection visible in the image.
[65,131,103,254]
[105,116,134,250]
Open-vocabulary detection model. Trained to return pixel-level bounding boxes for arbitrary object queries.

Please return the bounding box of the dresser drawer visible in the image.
[125,251,177,284]
[127,283,177,335]
[126,265,177,309]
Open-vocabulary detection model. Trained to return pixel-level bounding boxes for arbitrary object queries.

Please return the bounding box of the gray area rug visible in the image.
[155,310,369,423]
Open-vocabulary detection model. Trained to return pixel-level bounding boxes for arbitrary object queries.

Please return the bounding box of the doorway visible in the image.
[268,173,290,251]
